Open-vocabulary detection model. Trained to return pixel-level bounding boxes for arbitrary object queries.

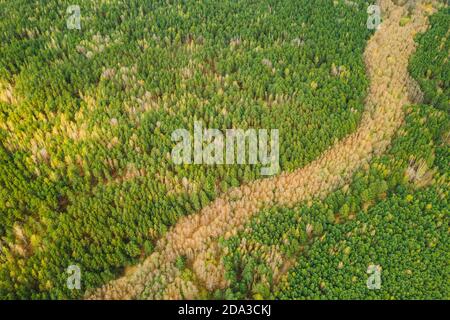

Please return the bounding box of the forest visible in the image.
[0,0,448,300]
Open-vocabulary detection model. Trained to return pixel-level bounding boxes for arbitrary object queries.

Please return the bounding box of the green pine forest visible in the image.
[0,0,448,300]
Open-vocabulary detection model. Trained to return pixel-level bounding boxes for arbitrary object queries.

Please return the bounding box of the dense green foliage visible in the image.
[275,186,448,299]
[215,6,450,299]
[0,0,448,300]
[0,0,372,299]
[218,103,449,299]
[409,7,449,111]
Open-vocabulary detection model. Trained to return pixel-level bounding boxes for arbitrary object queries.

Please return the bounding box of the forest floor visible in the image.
[87,0,435,299]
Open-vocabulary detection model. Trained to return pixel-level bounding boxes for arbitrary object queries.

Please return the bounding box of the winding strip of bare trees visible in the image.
[87,0,435,299]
